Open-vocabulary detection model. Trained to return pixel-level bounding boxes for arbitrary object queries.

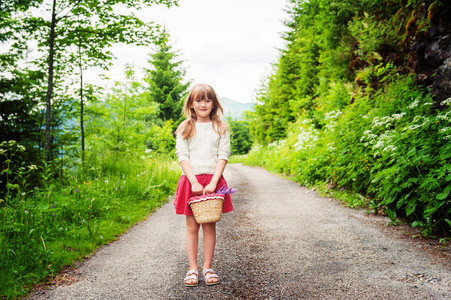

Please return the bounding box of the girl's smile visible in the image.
[192,99,213,122]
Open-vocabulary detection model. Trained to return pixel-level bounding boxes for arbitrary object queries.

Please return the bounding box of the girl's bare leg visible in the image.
[202,222,219,284]
[186,215,200,284]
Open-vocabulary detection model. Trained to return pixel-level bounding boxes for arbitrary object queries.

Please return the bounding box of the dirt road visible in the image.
[28,164,451,299]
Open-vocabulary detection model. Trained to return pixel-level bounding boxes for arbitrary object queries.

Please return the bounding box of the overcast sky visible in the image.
[86,0,289,103]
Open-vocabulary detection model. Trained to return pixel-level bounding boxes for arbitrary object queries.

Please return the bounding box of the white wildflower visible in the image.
[325,124,335,132]
[327,146,336,151]
[141,156,146,159]
[403,124,421,132]
[392,113,406,120]
[383,145,397,152]
[372,116,393,129]
[294,126,319,151]
[324,110,342,121]
[408,99,420,109]
[105,180,109,183]
[440,97,451,106]
[145,149,152,153]
[373,140,385,150]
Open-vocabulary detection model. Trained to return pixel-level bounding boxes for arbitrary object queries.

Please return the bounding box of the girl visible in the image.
[174,83,233,287]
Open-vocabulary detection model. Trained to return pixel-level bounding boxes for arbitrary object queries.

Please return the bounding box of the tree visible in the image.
[85,65,175,154]
[143,30,190,129]
[228,117,252,155]
[2,0,178,165]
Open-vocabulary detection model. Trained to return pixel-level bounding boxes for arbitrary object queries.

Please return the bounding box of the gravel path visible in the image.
[28,164,451,299]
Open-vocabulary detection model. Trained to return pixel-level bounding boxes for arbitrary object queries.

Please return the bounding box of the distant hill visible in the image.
[221,97,254,119]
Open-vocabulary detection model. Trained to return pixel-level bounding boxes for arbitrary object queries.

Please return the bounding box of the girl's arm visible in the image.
[180,160,204,195]
[203,128,231,194]
[204,159,227,194]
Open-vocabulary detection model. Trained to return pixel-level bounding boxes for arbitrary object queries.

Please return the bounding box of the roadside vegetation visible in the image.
[0,146,179,297]
[245,0,451,241]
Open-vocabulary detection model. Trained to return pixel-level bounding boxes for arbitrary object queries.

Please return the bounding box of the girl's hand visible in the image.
[204,182,217,195]
[191,182,204,196]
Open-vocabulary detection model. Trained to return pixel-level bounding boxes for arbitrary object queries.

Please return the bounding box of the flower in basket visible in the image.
[188,186,236,206]
[215,185,237,195]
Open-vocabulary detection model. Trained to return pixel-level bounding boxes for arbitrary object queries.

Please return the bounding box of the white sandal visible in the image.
[184,269,198,287]
[202,268,220,285]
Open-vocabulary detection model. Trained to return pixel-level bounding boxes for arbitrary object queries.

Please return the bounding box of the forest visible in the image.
[1,0,451,298]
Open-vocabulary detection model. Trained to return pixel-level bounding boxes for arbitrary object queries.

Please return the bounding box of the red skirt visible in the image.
[174,174,233,215]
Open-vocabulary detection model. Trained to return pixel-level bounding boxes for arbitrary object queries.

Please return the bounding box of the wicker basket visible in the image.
[188,193,224,224]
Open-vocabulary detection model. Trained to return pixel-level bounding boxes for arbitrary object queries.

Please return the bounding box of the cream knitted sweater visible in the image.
[176,122,231,175]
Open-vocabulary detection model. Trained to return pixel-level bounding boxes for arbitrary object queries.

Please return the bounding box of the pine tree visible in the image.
[144,30,190,129]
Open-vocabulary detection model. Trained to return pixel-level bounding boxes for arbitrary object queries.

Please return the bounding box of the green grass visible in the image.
[228,155,249,164]
[0,150,180,299]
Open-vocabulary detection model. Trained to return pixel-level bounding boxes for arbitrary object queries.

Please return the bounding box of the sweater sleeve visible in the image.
[175,133,190,163]
[217,131,231,161]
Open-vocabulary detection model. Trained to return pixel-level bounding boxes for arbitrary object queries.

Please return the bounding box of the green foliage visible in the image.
[85,65,176,154]
[227,117,252,155]
[348,13,400,64]
[246,0,451,237]
[0,145,179,299]
[145,120,176,153]
[246,75,451,236]
[0,0,179,168]
[144,30,190,130]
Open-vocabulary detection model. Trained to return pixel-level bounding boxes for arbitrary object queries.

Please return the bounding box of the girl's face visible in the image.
[191,97,214,122]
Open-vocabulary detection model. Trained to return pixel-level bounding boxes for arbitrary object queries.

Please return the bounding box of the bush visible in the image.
[0,146,179,299]
[245,75,451,237]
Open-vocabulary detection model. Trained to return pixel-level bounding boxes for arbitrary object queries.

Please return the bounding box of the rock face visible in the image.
[410,2,451,104]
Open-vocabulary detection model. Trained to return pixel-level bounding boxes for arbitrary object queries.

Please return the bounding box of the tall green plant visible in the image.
[143,29,190,130]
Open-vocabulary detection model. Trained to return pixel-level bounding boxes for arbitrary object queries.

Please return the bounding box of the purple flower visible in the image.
[215,186,237,195]
[52,203,55,208]
[76,188,79,193]
[121,186,123,189]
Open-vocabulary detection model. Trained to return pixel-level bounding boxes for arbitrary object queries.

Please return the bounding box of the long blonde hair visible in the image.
[176,83,229,139]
